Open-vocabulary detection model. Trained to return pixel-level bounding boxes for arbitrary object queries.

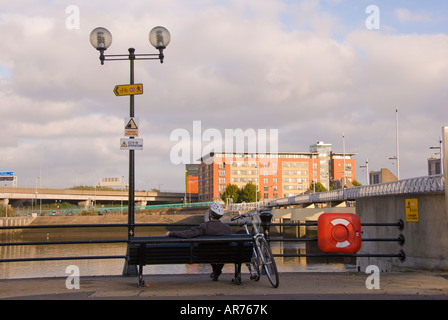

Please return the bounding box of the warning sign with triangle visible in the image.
[124,117,139,137]
[120,138,143,150]
[126,118,138,129]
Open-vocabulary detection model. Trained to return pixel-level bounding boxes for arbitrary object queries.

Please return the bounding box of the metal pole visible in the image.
[440,136,444,175]
[343,132,346,186]
[128,48,135,239]
[396,108,400,180]
[123,48,137,276]
[365,159,369,185]
[442,126,448,232]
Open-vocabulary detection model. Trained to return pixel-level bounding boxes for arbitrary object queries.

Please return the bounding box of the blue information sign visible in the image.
[0,172,13,176]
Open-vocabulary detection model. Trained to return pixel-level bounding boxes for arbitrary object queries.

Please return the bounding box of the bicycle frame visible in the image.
[231,209,279,288]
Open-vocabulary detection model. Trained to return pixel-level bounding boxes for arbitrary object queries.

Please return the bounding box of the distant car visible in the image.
[50,211,60,216]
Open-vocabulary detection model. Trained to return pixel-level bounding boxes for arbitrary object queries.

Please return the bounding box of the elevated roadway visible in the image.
[0,187,196,207]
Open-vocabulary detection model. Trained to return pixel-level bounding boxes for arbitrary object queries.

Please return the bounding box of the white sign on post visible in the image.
[120,138,143,150]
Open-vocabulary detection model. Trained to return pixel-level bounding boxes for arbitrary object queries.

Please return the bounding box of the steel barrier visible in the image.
[0,220,405,264]
[268,220,405,261]
[226,174,445,211]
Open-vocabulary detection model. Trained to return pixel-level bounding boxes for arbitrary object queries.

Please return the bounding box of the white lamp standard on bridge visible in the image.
[430,136,443,175]
[90,26,171,276]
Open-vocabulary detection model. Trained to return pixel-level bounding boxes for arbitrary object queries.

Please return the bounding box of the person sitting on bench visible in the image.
[165,203,232,281]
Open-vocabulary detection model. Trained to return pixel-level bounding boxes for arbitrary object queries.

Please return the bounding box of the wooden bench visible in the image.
[128,234,254,287]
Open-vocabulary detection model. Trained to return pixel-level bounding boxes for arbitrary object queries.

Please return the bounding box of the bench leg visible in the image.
[233,263,242,285]
[138,263,145,287]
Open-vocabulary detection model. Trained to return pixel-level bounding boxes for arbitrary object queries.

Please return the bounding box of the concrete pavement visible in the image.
[1,270,448,300]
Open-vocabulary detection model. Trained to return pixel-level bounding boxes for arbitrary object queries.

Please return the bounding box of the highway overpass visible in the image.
[0,187,197,208]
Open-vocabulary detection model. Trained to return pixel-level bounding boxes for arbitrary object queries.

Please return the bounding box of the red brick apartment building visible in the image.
[196,146,356,202]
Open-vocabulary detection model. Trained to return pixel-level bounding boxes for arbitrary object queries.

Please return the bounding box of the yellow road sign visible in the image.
[114,84,143,96]
[125,117,139,137]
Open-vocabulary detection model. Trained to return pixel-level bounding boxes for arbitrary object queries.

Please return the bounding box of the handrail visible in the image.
[0,221,405,264]
[226,174,444,210]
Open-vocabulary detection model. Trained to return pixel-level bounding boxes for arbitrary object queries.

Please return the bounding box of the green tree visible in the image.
[221,184,240,203]
[352,180,362,186]
[308,181,327,193]
[239,182,261,203]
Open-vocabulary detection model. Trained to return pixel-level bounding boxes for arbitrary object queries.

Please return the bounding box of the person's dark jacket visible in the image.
[168,220,231,238]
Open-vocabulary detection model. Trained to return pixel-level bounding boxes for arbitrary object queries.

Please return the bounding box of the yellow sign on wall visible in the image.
[405,199,419,222]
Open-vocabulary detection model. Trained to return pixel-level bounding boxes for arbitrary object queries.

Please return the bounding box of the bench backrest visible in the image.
[128,235,253,266]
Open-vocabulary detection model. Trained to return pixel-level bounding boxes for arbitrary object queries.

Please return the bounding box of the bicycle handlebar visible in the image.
[230,212,251,221]
[230,206,272,222]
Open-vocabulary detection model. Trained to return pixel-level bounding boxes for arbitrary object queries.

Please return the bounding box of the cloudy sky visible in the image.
[1,0,447,191]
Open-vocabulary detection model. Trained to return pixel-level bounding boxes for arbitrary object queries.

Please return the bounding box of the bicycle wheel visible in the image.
[247,247,260,281]
[257,237,279,288]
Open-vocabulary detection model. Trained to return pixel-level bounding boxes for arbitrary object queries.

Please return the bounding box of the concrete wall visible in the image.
[0,217,36,229]
[356,192,448,272]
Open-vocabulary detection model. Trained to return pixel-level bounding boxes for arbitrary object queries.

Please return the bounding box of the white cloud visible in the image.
[395,8,432,23]
[0,1,447,190]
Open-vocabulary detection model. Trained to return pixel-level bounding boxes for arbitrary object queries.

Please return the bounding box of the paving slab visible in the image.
[1,271,448,300]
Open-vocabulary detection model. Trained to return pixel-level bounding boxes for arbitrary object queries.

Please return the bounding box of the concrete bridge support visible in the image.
[0,198,11,217]
[356,193,448,272]
[0,216,35,229]
[77,200,91,208]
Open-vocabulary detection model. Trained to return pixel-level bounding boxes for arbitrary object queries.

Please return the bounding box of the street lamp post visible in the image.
[90,26,170,276]
[430,137,443,175]
[359,159,369,185]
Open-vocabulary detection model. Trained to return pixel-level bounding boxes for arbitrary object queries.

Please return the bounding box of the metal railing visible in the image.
[267,220,405,261]
[10,201,216,217]
[227,174,444,210]
[0,223,198,263]
[0,220,405,264]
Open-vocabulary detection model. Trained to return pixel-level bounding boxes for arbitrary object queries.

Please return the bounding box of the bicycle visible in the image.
[231,209,279,288]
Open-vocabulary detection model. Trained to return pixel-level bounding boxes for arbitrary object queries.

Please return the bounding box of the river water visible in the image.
[0,225,356,279]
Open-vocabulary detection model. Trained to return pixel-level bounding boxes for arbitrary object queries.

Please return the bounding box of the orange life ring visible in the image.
[317,213,361,253]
